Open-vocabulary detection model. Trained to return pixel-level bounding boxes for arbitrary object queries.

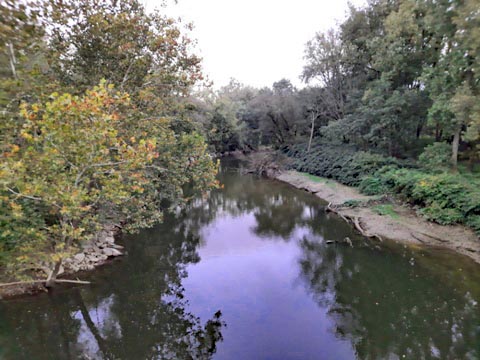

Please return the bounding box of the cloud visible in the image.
[147,0,366,88]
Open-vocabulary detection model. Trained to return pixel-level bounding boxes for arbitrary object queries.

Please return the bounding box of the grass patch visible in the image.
[300,173,337,188]
[372,204,400,219]
[301,172,325,183]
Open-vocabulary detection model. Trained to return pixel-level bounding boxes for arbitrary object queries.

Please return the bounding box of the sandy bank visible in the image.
[275,170,480,264]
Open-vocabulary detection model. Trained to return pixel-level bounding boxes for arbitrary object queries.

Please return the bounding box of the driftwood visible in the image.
[326,202,383,241]
[0,278,91,288]
[353,216,383,242]
[326,202,350,223]
[410,232,427,244]
[55,279,91,285]
[415,230,449,243]
[0,280,46,288]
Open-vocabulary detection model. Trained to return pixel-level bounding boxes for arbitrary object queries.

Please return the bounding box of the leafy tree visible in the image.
[302,30,348,122]
[44,0,203,113]
[0,82,217,284]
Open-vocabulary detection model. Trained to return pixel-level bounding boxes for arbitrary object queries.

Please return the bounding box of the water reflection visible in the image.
[0,158,479,359]
[298,238,480,359]
[0,215,225,360]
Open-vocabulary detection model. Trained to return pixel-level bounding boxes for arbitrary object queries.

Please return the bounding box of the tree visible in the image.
[250,80,304,147]
[0,82,217,284]
[44,0,203,115]
[302,30,349,122]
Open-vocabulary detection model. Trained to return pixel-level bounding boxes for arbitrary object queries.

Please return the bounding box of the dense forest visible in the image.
[193,0,480,235]
[0,0,479,285]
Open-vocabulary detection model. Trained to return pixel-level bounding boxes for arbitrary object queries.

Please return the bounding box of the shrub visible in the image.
[283,142,405,186]
[360,167,480,233]
[358,177,389,195]
[418,142,451,170]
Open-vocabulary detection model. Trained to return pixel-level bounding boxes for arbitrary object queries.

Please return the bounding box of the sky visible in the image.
[146,0,366,89]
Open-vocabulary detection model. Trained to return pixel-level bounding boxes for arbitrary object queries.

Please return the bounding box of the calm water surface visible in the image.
[1,159,480,359]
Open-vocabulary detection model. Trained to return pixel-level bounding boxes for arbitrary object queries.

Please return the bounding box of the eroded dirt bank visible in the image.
[275,170,480,264]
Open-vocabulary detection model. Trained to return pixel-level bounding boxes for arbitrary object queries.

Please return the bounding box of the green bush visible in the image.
[418,142,451,170]
[283,142,406,186]
[466,215,480,235]
[360,167,480,233]
[358,177,389,195]
[283,140,480,235]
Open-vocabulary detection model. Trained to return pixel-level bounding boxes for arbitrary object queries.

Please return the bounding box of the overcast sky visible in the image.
[146,0,366,89]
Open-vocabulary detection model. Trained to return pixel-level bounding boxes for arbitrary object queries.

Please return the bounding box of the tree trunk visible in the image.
[7,43,17,80]
[451,126,461,171]
[435,123,441,142]
[45,260,63,288]
[74,289,112,358]
[307,112,315,153]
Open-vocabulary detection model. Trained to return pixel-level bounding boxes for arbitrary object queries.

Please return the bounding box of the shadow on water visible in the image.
[0,157,479,359]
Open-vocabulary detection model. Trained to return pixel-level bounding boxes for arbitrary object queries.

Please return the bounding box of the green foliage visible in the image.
[359,167,480,233]
[284,141,405,186]
[418,142,451,170]
[0,0,218,282]
[358,177,390,196]
[0,82,217,278]
[372,204,399,219]
[45,0,203,111]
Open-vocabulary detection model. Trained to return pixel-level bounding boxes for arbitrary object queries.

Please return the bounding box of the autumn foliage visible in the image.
[0,0,217,282]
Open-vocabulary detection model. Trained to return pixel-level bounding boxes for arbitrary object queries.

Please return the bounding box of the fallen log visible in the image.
[327,203,383,242]
[352,216,383,242]
[0,278,91,288]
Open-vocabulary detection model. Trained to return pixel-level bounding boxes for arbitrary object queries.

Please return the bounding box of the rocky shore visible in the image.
[0,225,124,299]
[63,227,123,273]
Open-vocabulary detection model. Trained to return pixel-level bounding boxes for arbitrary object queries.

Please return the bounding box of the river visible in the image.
[1,159,479,359]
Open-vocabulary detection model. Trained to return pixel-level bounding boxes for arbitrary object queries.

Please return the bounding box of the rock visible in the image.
[103,248,122,257]
[97,254,108,262]
[86,254,99,263]
[104,235,115,244]
[74,253,86,262]
[326,240,335,244]
[58,265,65,276]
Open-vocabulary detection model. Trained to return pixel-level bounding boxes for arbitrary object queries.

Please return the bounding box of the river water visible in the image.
[1,159,479,359]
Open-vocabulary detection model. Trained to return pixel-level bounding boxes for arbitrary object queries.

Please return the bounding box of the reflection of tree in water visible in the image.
[0,218,225,360]
[186,165,348,241]
[298,238,480,360]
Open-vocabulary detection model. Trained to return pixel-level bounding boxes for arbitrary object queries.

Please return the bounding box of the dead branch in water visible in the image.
[55,279,91,285]
[0,278,91,288]
[0,280,46,288]
[327,202,383,242]
[352,217,383,241]
[326,202,350,223]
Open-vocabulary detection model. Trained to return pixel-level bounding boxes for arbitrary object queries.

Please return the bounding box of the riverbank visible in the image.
[0,225,124,299]
[275,170,480,264]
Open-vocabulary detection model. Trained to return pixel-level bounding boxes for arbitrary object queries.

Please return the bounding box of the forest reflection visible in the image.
[0,210,225,360]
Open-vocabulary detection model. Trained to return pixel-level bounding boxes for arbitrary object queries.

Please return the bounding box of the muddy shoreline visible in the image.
[275,170,480,265]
